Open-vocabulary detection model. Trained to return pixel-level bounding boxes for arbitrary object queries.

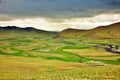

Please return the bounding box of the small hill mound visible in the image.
[0,26,57,39]
[58,22,120,39]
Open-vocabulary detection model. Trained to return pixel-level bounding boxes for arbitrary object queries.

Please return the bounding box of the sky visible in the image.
[0,0,120,31]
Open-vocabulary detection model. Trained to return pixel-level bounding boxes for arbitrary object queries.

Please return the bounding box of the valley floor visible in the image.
[0,55,120,80]
[0,37,120,80]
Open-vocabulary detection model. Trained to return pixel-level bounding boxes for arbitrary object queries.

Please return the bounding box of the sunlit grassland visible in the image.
[0,36,120,80]
[0,55,120,80]
[64,49,117,56]
[65,49,120,65]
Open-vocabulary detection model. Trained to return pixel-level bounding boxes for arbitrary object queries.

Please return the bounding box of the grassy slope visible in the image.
[58,22,120,39]
[0,55,120,80]
[0,26,57,39]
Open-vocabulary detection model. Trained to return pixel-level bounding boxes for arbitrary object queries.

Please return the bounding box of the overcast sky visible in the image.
[0,0,120,31]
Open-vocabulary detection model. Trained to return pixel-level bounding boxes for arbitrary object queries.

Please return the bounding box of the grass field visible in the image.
[64,49,120,60]
[0,55,120,80]
[0,36,120,80]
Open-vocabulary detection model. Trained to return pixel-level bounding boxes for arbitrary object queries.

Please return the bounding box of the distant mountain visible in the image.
[0,26,49,32]
[58,22,120,39]
[0,26,57,39]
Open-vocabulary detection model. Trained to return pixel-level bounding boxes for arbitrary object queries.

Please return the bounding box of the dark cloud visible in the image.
[0,0,3,3]
[108,1,120,7]
[98,0,120,7]
[0,0,6,3]
[0,0,120,19]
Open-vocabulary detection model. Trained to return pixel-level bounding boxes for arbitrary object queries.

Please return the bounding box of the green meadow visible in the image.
[0,34,120,80]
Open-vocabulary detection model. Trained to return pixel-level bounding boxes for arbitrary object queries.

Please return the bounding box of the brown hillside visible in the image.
[58,22,120,39]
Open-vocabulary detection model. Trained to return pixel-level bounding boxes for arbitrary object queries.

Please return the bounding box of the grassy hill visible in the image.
[0,26,57,39]
[58,22,120,39]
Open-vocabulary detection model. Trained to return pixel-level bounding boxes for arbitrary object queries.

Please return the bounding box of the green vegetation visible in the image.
[0,37,120,63]
[0,33,120,79]
[45,49,81,62]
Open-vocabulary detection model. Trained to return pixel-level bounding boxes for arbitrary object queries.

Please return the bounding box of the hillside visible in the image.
[58,22,120,39]
[0,26,57,39]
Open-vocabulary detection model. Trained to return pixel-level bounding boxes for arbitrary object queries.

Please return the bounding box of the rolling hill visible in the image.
[58,22,120,39]
[0,26,57,39]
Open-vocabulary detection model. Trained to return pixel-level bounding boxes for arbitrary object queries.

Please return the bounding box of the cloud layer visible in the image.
[0,14,120,31]
[0,0,120,31]
[0,0,120,19]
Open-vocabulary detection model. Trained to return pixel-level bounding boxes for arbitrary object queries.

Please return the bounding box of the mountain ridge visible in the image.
[58,22,120,39]
[0,26,57,39]
[0,26,53,32]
